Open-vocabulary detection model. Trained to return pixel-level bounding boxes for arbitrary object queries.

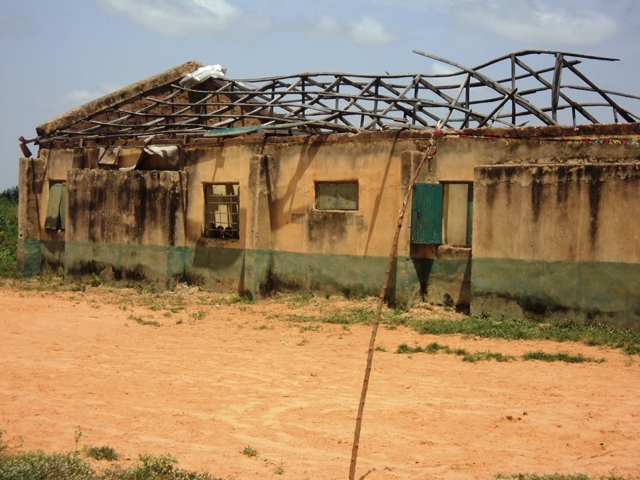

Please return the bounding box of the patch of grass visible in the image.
[240,445,258,458]
[396,342,460,355]
[190,309,207,321]
[127,315,161,327]
[374,345,386,352]
[89,273,102,288]
[297,338,309,346]
[229,294,253,305]
[462,351,516,363]
[397,342,604,364]
[284,304,410,331]
[285,292,314,307]
[299,324,321,333]
[522,351,605,364]
[83,445,120,462]
[411,315,640,355]
[253,324,272,330]
[396,343,422,354]
[138,453,178,474]
[274,462,285,475]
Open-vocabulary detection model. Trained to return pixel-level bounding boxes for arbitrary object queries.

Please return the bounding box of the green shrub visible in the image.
[0,188,18,277]
[0,451,94,480]
[83,445,120,462]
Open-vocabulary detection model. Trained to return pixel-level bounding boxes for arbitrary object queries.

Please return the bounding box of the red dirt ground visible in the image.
[1,283,639,480]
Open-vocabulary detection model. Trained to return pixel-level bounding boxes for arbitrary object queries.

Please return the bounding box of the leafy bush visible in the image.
[83,445,120,462]
[0,451,94,480]
[0,450,226,479]
[0,187,19,277]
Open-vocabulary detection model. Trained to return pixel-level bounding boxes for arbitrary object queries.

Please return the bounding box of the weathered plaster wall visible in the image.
[472,163,640,329]
[17,124,640,315]
[180,133,432,301]
[64,169,187,287]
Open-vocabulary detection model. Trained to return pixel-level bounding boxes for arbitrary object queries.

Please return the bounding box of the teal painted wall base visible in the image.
[471,257,640,330]
[17,238,43,278]
[19,239,471,308]
[64,242,186,288]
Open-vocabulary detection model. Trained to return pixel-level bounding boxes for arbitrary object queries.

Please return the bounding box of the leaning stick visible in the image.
[348,137,436,480]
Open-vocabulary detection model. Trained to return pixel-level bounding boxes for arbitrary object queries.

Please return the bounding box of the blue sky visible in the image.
[1,0,640,191]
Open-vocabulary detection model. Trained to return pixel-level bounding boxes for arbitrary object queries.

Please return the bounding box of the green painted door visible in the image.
[411,183,443,244]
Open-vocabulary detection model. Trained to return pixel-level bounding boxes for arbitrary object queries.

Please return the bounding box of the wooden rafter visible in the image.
[33,51,638,144]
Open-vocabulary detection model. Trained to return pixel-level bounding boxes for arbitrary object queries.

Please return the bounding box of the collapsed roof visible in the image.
[30,51,640,146]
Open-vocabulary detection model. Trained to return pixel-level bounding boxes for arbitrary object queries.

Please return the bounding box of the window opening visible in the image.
[203,183,240,239]
[442,182,473,247]
[315,182,358,210]
[45,182,66,230]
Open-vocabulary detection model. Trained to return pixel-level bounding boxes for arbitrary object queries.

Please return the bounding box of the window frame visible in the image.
[441,181,473,247]
[314,181,359,211]
[202,183,240,240]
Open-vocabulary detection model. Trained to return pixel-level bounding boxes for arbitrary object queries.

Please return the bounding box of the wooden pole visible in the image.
[348,137,437,480]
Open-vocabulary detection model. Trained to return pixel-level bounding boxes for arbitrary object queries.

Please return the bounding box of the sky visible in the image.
[1,0,640,191]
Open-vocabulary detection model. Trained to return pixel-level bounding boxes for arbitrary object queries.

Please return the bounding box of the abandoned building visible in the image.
[17,51,640,330]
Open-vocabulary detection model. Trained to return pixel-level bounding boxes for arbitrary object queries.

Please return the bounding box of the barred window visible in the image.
[203,183,240,239]
[315,182,358,210]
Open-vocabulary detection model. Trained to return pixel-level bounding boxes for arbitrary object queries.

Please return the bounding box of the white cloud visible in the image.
[311,14,397,45]
[99,82,123,94]
[315,14,342,38]
[61,90,101,108]
[454,1,617,46]
[430,63,459,76]
[61,83,122,109]
[95,0,243,36]
[349,16,397,45]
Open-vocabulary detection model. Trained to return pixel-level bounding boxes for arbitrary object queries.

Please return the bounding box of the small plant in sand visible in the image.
[71,426,86,460]
[241,445,258,458]
[274,461,285,475]
[128,315,161,327]
[83,445,120,461]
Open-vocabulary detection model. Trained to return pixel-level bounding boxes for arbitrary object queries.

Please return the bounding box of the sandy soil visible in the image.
[1,283,639,480]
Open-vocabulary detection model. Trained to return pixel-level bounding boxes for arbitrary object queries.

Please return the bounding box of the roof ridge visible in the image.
[36,60,203,136]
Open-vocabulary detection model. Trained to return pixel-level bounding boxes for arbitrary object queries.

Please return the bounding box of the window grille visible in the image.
[203,183,240,239]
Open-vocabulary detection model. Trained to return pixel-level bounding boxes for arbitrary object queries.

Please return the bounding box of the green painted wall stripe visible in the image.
[472,257,640,321]
[59,241,469,305]
[17,238,43,277]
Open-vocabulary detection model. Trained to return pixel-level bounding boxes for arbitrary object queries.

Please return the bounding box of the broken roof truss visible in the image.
[33,50,640,144]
